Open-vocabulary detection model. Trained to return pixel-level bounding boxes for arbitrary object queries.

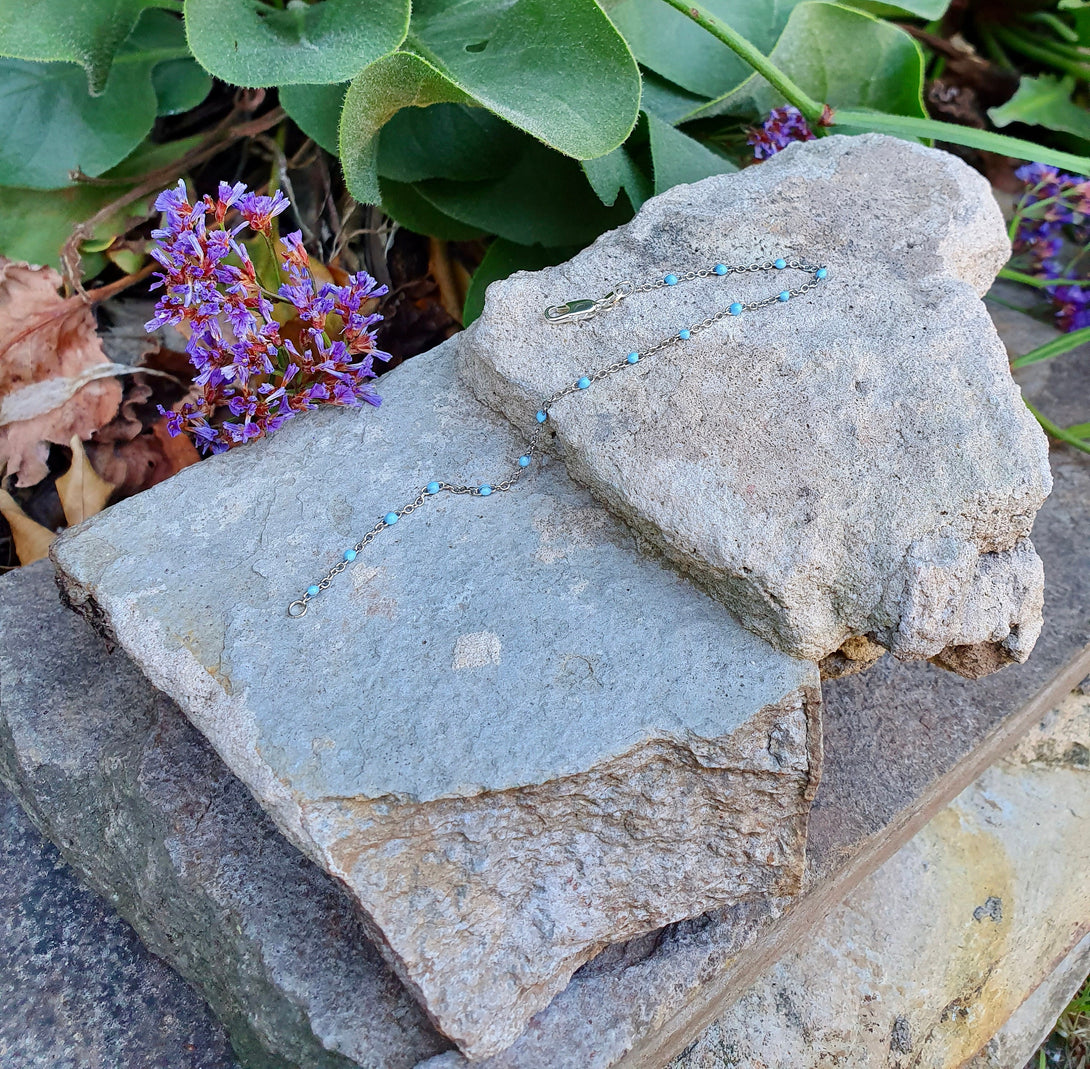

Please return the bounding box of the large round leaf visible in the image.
[690,2,926,121]
[0,10,191,189]
[342,0,640,204]
[281,82,349,153]
[378,103,522,183]
[401,139,634,246]
[184,0,410,87]
[340,51,473,205]
[409,0,640,158]
[607,0,806,101]
[0,0,160,94]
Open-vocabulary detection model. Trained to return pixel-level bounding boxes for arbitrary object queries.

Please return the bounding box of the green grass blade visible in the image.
[1010,325,1090,368]
[832,108,1090,175]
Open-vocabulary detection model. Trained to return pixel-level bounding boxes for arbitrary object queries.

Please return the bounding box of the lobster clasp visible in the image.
[543,281,632,324]
[543,297,600,323]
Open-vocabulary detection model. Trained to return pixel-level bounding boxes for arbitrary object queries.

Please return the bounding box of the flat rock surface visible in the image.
[0,561,447,1069]
[49,342,820,1059]
[670,688,1090,1069]
[0,781,239,1069]
[5,319,1088,1069]
[460,133,1051,674]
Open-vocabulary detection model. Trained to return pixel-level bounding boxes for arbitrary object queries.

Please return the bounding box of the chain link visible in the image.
[288,256,828,616]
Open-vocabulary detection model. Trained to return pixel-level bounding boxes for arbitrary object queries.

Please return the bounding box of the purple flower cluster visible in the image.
[1012,162,1090,333]
[747,106,816,159]
[146,180,391,453]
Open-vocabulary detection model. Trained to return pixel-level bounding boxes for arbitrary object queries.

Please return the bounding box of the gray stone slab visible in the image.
[419,351,1090,1069]
[22,263,1090,1069]
[669,688,1090,1069]
[460,134,1051,676]
[0,781,239,1069]
[48,341,820,1059]
[0,561,447,1069]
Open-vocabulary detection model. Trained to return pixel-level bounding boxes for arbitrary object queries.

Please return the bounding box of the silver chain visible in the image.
[288,256,828,616]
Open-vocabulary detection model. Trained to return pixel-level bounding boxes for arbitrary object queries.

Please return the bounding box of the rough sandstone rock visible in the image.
[48,343,821,1060]
[0,781,240,1069]
[668,688,1090,1069]
[5,570,1087,1069]
[459,133,1051,675]
[0,563,444,1069]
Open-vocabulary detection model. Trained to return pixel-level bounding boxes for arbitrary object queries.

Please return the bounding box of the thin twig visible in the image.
[62,98,287,294]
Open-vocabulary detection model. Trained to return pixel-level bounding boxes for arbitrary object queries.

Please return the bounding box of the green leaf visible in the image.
[989,75,1090,142]
[183,0,411,87]
[691,2,925,121]
[839,0,951,17]
[378,103,522,182]
[152,57,212,115]
[645,110,736,193]
[464,239,579,324]
[582,144,652,209]
[0,0,162,94]
[639,71,708,124]
[281,82,349,154]
[340,51,472,205]
[406,0,640,158]
[0,136,199,270]
[832,108,1090,174]
[1011,324,1090,368]
[0,10,191,189]
[606,0,806,100]
[379,178,487,240]
[399,138,634,246]
[342,0,640,204]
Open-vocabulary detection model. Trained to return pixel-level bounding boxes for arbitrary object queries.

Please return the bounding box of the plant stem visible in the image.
[658,0,825,124]
[830,109,1090,175]
[977,23,1015,70]
[1010,323,1090,367]
[997,267,1090,288]
[1023,10,1080,45]
[1024,397,1090,453]
[993,24,1090,81]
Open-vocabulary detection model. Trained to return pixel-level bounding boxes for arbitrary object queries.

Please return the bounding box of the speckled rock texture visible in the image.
[667,688,1090,1069]
[0,562,446,1069]
[460,133,1051,677]
[48,342,821,1060]
[0,781,239,1069]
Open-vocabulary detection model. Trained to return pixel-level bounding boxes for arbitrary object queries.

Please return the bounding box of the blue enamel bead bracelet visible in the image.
[288,255,828,617]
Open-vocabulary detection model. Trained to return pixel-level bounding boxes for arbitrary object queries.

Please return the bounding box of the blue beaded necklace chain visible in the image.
[287,255,828,617]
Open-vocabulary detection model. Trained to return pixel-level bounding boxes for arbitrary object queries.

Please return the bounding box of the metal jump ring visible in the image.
[287,599,309,618]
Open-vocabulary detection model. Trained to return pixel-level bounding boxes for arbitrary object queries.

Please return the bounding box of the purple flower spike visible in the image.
[146,180,390,452]
[748,106,816,160]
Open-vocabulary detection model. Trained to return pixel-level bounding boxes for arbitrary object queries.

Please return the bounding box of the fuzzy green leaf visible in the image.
[606,0,806,100]
[0,10,191,189]
[582,143,652,209]
[281,82,349,154]
[342,0,640,203]
[989,75,1090,142]
[183,0,410,87]
[378,103,522,183]
[378,179,487,240]
[690,2,926,121]
[396,139,633,246]
[152,57,212,115]
[340,51,473,205]
[645,111,736,193]
[0,0,162,94]
[464,239,579,324]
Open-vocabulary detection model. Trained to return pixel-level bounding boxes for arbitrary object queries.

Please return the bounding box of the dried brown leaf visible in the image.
[85,418,200,499]
[56,436,116,526]
[0,487,54,564]
[0,259,122,487]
